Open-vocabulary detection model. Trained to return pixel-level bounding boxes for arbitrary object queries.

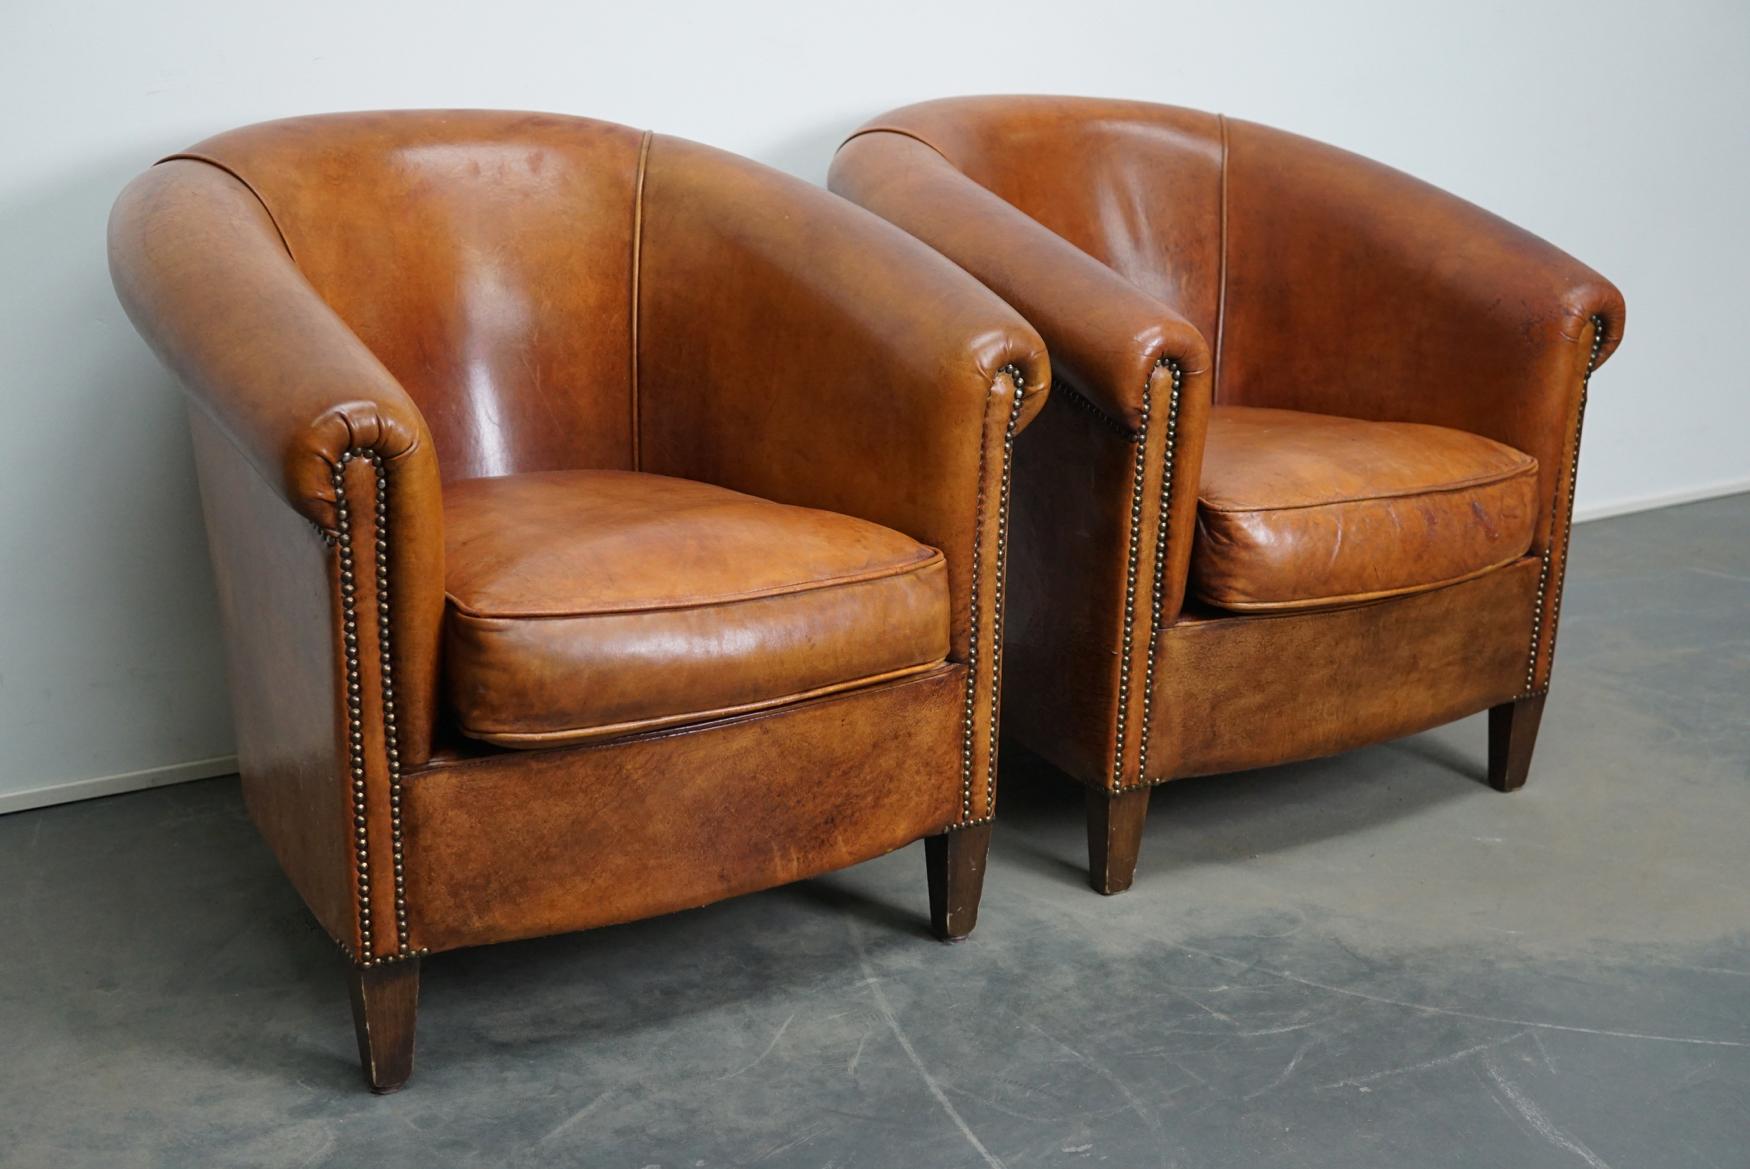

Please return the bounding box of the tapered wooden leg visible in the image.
[1086,787,1151,895]
[347,958,420,1093]
[926,823,992,941]
[1488,694,1547,793]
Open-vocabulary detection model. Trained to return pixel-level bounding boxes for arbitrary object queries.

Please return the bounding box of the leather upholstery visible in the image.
[409,666,965,951]
[166,111,647,482]
[832,96,1623,794]
[1192,406,1539,611]
[442,470,948,746]
[109,111,1049,978]
[1153,557,1545,780]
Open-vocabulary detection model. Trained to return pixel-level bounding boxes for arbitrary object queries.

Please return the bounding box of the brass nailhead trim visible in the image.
[960,397,992,822]
[985,366,1027,818]
[1135,360,1184,786]
[1110,356,1177,791]
[1524,316,1606,695]
[336,938,428,970]
[332,449,412,962]
[959,365,1026,824]
[1058,381,1137,441]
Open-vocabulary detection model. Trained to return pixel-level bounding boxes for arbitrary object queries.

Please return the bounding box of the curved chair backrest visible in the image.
[171,111,646,480]
[843,96,1620,429]
[850,97,1228,345]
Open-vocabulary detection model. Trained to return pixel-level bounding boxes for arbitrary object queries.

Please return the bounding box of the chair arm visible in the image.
[109,157,445,781]
[635,134,1050,643]
[1219,118,1625,696]
[830,128,1211,432]
[633,135,1051,823]
[1217,118,1625,548]
[830,126,1216,769]
[109,159,441,533]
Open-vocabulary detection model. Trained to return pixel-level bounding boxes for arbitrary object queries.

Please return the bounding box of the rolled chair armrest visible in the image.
[109,158,444,775]
[109,158,441,534]
[830,128,1210,432]
[633,134,1052,822]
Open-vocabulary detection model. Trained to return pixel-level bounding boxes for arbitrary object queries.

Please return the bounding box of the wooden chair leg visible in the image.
[347,957,420,1093]
[926,823,992,942]
[1086,787,1151,895]
[1488,693,1547,792]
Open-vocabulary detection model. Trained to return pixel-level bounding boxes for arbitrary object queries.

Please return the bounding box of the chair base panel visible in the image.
[401,666,965,953]
[1148,556,1543,783]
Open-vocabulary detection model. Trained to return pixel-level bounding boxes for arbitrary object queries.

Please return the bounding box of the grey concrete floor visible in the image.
[3,494,1748,1168]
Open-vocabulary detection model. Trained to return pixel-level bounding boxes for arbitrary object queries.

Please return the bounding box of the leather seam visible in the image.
[1192,551,1525,613]
[158,152,298,265]
[443,549,946,619]
[1213,114,1230,401]
[458,659,946,745]
[1173,554,1540,625]
[629,130,652,471]
[415,663,960,769]
[838,125,954,165]
[1198,461,1539,514]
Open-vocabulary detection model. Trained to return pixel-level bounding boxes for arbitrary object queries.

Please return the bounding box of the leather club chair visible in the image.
[831,96,1624,895]
[108,110,1049,1090]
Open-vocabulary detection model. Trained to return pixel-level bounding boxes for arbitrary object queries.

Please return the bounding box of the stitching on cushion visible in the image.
[422,664,958,764]
[1197,458,1539,514]
[461,659,947,745]
[1193,551,1530,613]
[444,548,946,620]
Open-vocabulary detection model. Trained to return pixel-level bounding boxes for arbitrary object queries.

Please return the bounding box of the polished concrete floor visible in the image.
[3,494,1747,1168]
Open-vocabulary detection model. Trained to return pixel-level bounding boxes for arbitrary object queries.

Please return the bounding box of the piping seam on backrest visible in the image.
[629,130,653,472]
[159,152,298,265]
[1212,115,1230,402]
[837,125,955,165]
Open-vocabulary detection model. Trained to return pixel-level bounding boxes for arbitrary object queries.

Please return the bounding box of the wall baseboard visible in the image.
[1574,478,1750,524]
[2,484,1745,816]
[0,755,238,816]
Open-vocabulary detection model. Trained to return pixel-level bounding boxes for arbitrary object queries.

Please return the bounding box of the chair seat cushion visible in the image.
[442,470,949,747]
[1191,406,1539,611]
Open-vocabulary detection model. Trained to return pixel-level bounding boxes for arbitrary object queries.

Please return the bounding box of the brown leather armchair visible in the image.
[831,97,1624,894]
[108,110,1048,1090]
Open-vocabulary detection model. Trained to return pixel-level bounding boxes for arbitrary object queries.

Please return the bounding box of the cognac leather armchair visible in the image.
[831,97,1624,893]
[109,111,1048,1090]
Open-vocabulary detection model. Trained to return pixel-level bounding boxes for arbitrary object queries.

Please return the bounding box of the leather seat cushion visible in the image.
[1191,406,1539,611]
[442,470,950,747]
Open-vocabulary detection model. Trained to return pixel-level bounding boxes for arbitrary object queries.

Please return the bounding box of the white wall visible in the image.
[2,0,1746,810]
